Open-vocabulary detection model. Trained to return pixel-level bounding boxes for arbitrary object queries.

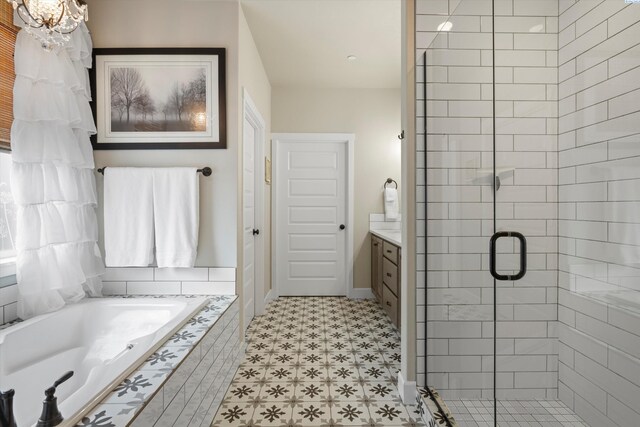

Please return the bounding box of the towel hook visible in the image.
[384,178,398,189]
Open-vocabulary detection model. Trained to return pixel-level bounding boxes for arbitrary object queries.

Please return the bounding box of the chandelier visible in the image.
[6,0,88,48]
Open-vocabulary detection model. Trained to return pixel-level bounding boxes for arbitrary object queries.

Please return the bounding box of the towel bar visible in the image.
[384,178,398,189]
[97,167,212,177]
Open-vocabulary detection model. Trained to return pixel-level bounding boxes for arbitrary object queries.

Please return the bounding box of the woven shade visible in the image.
[0,2,18,150]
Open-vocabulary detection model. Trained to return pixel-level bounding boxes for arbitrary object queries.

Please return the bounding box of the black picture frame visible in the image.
[90,48,227,150]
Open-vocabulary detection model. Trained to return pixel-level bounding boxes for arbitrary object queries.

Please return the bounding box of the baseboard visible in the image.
[397,371,417,405]
[348,287,374,299]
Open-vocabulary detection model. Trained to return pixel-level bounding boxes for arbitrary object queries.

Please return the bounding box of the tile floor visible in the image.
[211,296,425,426]
[446,399,588,427]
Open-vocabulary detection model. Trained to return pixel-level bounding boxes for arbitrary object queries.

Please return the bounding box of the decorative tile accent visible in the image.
[211,296,425,426]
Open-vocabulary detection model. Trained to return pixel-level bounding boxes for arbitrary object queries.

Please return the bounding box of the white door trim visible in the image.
[271,133,355,299]
[243,89,266,318]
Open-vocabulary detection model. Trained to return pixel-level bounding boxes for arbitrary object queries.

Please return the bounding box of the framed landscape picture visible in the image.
[90,48,226,149]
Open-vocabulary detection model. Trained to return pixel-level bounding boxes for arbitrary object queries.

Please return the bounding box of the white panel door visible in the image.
[276,139,347,296]
[242,119,256,329]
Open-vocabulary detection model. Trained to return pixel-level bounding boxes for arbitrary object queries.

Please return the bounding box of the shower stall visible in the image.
[416,0,640,425]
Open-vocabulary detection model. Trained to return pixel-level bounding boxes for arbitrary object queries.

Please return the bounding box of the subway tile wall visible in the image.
[416,0,559,399]
[0,267,236,326]
[557,1,640,426]
[102,267,237,297]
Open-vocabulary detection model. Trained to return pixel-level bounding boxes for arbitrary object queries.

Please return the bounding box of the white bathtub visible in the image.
[0,297,208,427]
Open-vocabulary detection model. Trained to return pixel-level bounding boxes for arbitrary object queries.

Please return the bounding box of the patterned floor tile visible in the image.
[211,296,425,426]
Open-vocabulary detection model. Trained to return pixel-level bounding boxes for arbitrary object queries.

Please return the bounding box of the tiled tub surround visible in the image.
[557,1,640,426]
[211,297,426,426]
[0,267,236,327]
[416,0,560,399]
[74,295,241,427]
[101,267,237,296]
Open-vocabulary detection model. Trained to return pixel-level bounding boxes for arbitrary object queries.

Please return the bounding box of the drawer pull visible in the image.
[373,243,378,246]
[386,250,392,254]
[386,301,392,307]
[386,273,392,277]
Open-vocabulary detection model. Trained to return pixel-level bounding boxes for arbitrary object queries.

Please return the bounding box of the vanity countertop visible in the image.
[370,228,401,246]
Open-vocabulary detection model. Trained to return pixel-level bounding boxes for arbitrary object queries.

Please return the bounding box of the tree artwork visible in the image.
[109,66,207,132]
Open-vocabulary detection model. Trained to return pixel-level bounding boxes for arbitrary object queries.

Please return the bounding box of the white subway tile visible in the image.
[426,321,482,338]
[495,50,547,67]
[182,282,236,295]
[560,0,605,31]
[209,268,236,282]
[575,0,627,37]
[513,0,558,16]
[609,42,640,77]
[513,33,558,50]
[155,268,209,282]
[559,362,607,413]
[126,281,181,295]
[104,267,154,282]
[102,282,127,295]
[3,303,17,324]
[559,324,608,365]
[417,15,481,33]
[608,2,640,35]
[559,22,607,65]
[0,285,18,307]
[495,16,546,33]
[577,21,640,73]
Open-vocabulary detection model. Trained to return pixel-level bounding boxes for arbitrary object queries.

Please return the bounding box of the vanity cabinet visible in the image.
[371,235,383,299]
[371,234,401,329]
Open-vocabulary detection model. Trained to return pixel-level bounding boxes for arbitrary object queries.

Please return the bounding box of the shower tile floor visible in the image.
[445,399,588,427]
[211,296,425,426]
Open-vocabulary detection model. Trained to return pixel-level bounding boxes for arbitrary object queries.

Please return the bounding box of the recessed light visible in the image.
[347,55,357,61]
[437,21,453,32]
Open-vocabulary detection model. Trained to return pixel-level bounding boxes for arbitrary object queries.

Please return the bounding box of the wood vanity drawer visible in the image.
[382,241,398,264]
[383,284,399,328]
[382,257,398,296]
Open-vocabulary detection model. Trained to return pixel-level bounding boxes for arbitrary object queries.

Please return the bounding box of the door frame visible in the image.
[271,133,355,298]
[242,89,266,319]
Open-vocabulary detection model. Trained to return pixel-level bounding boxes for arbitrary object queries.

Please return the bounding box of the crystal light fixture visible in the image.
[6,0,88,48]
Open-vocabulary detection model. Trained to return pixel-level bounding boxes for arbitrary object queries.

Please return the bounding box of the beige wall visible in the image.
[238,7,272,302]
[271,87,401,289]
[86,0,240,268]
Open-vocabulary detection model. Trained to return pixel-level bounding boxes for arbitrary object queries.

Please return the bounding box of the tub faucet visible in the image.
[36,371,74,427]
[0,389,17,427]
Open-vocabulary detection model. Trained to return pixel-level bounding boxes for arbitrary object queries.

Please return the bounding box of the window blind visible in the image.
[0,3,18,150]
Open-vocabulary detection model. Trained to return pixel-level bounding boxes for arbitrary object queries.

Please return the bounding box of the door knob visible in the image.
[339,224,346,230]
[252,229,260,236]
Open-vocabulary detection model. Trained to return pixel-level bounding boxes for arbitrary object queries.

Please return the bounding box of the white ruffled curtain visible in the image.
[11,23,104,319]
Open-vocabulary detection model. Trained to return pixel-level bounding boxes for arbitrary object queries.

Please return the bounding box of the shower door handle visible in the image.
[490,231,527,281]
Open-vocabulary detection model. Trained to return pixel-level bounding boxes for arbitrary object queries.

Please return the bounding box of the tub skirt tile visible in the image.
[128,390,163,427]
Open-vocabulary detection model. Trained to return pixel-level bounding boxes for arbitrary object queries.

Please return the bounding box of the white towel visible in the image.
[384,187,399,221]
[152,168,199,268]
[104,168,154,267]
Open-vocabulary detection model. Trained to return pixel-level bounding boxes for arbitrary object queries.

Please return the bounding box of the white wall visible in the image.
[238,7,272,301]
[86,0,240,268]
[557,2,640,426]
[271,87,402,290]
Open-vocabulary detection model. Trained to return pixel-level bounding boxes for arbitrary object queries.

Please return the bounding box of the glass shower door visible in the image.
[423,0,497,411]
[492,0,559,421]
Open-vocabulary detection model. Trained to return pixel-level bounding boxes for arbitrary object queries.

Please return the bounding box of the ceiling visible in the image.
[241,0,401,89]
